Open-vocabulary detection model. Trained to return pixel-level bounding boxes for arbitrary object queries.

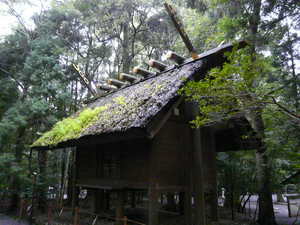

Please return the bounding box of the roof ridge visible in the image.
[84,41,247,104]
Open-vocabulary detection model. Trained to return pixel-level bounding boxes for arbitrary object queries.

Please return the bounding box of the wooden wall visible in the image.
[149,118,189,187]
[76,139,151,188]
[76,106,189,189]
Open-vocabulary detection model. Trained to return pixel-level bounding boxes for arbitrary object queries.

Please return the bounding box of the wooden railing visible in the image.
[72,206,146,225]
[19,200,146,225]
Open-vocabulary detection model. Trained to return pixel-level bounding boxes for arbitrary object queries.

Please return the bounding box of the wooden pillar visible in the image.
[160,194,164,205]
[148,184,159,225]
[202,127,218,221]
[105,191,110,210]
[148,134,161,225]
[179,192,184,215]
[184,190,192,225]
[131,191,136,208]
[185,101,206,225]
[192,128,207,225]
[71,148,79,216]
[182,116,193,225]
[116,190,125,225]
[94,189,105,213]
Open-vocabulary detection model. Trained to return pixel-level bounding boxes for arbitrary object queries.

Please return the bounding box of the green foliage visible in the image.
[32,106,108,147]
[217,151,257,208]
[0,153,31,198]
[180,47,273,127]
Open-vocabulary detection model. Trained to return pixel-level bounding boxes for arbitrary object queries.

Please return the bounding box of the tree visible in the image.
[180,0,300,223]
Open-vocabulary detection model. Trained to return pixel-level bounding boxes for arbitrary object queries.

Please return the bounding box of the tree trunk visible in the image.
[246,1,277,224]
[246,110,277,225]
[9,127,25,212]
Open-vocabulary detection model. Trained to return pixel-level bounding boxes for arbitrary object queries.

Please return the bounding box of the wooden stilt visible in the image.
[116,190,125,225]
[184,190,192,225]
[105,191,110,210]
[131,191,136,208]
[202,128,218,221]
[184,101,206,225]
[148,185,159,225]
[71,149,79,216]
[73,207,80,225]
[94,189,105,213]
[179,192,184,215]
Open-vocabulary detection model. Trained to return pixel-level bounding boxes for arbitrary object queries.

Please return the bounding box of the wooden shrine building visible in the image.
[32,41,257,225]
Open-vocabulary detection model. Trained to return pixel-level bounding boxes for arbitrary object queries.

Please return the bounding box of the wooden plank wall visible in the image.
[76,140,151,186]
[149,119,188,187]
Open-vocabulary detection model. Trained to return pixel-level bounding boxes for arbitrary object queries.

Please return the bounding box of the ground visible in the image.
[0,213,28,225]
[1,195,300,225]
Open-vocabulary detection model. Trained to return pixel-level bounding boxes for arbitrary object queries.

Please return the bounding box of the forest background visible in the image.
[0,0,299,224]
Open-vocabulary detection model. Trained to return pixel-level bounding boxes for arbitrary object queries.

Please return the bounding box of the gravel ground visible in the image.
[1,197,299,225]
[243,195,300,225]
[0,214,29,225]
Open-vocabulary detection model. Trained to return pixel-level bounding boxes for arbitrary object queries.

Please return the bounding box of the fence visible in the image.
[18,200,146,225]
[286,194,300,218]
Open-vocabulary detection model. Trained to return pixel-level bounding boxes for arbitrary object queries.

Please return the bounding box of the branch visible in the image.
[271,97,300,122]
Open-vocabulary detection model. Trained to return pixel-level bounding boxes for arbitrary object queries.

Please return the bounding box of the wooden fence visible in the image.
[18,200,146,225]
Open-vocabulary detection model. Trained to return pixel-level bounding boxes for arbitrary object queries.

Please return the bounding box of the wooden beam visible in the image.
[107,78,127,88]
[164,3,199,59]
[149,59,168,72]
[97,83,118,92]
[76,178,149,189]
[119,73,139,83]
[166,51,186,64]
[133,67,155,78]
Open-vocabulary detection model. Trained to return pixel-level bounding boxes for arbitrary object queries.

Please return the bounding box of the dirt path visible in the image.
[0,214,29,225]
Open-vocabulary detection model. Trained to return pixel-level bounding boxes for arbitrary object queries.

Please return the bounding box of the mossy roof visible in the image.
[32,41,247,150]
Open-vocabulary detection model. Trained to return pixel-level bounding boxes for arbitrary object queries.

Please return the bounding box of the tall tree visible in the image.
[181,0,299,224]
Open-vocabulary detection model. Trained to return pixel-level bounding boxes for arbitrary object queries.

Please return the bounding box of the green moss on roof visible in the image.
[31,106,108,147]
[113,96,126,105]
[32,60,205,149]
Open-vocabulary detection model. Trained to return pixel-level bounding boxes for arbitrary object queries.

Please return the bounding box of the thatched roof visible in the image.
[32,41,247,150]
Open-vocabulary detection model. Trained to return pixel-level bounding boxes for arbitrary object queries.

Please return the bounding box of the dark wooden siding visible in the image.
[76,140,150,188]
[149,119,188,186]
